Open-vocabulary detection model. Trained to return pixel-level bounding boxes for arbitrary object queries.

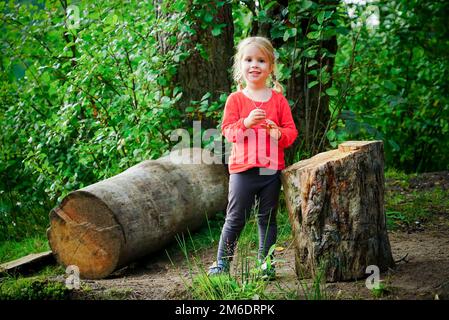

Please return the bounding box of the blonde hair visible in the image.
[232,36,283,93]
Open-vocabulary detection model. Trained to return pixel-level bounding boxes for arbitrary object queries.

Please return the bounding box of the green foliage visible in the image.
[0,273,68,300]
[166,211,225,261]
[0,267,70,300]
[190,272,268,300]
[0,192,49,241]
[371,282,391,299]
[332,0,449,172]
[98,288,133,300]
[0,235,49,264]
[385,187,449,230]
[171,202,305,300]
[295,258,329,300]
[384,169,449,230]
[1,0,185,199]
[0,0,211,239]
[1,0,448,242]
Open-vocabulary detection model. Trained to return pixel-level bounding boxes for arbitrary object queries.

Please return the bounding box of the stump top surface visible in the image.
[338,140,382,152]
[283,140,383,173]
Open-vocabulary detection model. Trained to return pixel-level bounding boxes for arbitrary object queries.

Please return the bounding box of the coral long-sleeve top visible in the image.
[221,89,298,174]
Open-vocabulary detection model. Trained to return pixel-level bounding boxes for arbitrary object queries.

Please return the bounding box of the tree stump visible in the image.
[281,141,395,282]
[47,148,228,279]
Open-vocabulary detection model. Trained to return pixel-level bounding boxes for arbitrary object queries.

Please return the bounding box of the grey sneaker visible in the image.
[207,259,230,276]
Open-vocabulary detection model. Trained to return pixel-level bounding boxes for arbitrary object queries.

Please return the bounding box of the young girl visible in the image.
[208,37,298,278]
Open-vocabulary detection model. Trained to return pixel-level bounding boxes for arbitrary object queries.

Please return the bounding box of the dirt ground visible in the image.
[73,172,449,300]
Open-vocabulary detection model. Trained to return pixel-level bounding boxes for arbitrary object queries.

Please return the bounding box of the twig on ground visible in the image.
[394,253,409,264]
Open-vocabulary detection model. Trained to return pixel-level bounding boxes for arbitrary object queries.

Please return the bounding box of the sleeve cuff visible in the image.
[237,118,248,130]
[278,128,287,146]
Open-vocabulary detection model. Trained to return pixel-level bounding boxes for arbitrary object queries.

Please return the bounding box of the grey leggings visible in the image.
[217,167,282,262]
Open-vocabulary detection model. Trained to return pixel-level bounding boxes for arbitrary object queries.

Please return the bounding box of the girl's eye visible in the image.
[259,59,265,63]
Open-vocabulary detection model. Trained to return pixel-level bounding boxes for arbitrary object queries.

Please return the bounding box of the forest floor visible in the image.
[67,171,449,300]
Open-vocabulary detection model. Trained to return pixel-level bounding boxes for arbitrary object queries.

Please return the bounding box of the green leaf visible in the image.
[308,81,319,89]
[303,48,318,58]
[306,31,320,40]
[325,11,334,19]
[201,92,211,101]
[271,24,286,39]
[308,59,318,67]
[335,26,350,36]
[219,93,228,102]
[283,28,297,41]
[317,11,325,25]
[265,1,278,11]
[301,0,314,10]
[325,87,338,96]
[388,139,400,151]
[326,129,336,140]
[212,25,222,36]
[383,80,397,91]
[204,12,214,23]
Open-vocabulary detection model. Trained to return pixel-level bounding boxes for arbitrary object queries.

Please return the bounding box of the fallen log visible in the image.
[47,148,228,279]
[281,141,395,282]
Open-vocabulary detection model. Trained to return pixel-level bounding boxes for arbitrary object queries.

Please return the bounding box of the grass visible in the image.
[296,261,329,300]
[98,288,134,300]
[169,197,322,300]
[173,169,449,300]
[1,168,448,300]
[384,168,417,185]
[0,235,50,264]
[370,282,392,299]
[166,211,226,258]
[385,184,449,230]
[0,265,67,300]
[169,206,275,300]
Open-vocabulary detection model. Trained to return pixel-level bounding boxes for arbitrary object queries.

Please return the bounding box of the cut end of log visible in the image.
[47,191,124,279]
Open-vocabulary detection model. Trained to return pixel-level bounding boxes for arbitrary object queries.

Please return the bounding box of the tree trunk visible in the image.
[176,2,234,129]
[281,141,395,282]
[285,0,339,162]
[47,148,228,279]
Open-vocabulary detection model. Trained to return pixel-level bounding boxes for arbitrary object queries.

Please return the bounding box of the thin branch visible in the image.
[317,26,362,151]
[124,48,139,111]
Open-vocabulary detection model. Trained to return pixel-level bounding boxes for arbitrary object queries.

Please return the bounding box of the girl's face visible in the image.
[240,44,273,88]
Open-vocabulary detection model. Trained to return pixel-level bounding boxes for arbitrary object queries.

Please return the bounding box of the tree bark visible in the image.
[285,0,339,162]
[176,2,234,129]
[281,141,395,282]
[47,148,229,279]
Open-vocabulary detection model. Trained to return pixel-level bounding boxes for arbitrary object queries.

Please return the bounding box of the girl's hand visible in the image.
[263,119,282,140]
[244,108,266,128]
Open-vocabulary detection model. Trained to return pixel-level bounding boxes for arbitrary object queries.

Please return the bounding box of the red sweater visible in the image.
[222,89,298,174]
